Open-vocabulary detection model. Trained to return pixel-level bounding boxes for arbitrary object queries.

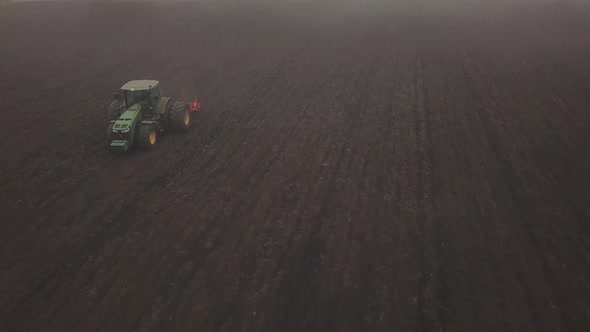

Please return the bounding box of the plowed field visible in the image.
[1,0,590,330]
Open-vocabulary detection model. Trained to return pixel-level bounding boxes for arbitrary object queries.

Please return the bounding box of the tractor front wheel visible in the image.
[169,101,191,132]
[106,124,114,145]
[106,100,125,122]
[137,125,158,150]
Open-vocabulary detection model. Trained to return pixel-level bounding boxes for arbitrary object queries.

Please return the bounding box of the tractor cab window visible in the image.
[139,91,149,104]
[150,87,160,105]
[124,91,140,107]
[151,87,160,97]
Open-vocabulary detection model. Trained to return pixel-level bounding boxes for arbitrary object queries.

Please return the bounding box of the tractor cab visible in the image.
[120,80,161,119]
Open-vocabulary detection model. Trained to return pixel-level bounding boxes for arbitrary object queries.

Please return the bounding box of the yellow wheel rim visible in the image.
[183,109,190,126]
[149,130,156,144]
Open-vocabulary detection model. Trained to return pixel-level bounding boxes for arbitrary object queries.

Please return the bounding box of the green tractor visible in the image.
[105,80,201,152]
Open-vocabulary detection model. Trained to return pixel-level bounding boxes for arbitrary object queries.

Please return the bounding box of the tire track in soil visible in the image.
[339,53,390,331]
[460,47,565,330]
[481,48,571,330]
[167,52,376,331]
[375,51,412,330]
[135,57,335,330]
[191,67,352,330]
[262,52,380,325]
[384,50,429,331]
[421,51,452,331]
[444,46,512,330]
[434,47,477,330]
[234,58,356,331]
[410,54,442,331]
[467,47,590,330]
[456,47,543,330]
[458,48,513,330]
[286,54,377,331]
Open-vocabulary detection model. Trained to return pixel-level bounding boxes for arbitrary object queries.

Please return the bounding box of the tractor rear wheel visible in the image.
[169,101,191,132]
[137,125,158,150]
[106,100,125,122]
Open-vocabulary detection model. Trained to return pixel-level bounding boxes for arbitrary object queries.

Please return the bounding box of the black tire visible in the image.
[106,124,114,146]
[136,125,158,150]
[106,100,125,122]
[169,101,191,132]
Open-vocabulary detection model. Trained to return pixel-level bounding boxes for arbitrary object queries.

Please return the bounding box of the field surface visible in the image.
[1,0,590,330]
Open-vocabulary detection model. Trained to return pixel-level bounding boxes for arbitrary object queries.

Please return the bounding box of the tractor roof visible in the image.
[121,80,159,91]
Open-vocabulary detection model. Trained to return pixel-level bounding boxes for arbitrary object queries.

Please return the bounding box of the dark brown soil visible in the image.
[1,0,590,330]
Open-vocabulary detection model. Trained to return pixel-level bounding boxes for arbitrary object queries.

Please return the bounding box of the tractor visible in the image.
[105,80,200,151]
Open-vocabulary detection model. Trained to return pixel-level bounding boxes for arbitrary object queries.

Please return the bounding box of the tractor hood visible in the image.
[113,103,142,132]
